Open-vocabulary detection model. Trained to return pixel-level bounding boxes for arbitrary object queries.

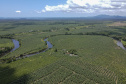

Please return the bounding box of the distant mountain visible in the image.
[0,15,126,20]
[91,15,126,20]
[0,17,5,19]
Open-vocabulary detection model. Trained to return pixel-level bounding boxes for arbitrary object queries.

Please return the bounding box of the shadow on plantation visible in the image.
[0,66,29,84]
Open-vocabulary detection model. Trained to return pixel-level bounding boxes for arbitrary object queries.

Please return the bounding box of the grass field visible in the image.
[0,38,14,48]
[108,22,126,27]
[121,40,126,47]
[0,39,14,57]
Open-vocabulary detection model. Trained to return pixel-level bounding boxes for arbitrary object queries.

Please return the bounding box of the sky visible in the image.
[0,0,126,17]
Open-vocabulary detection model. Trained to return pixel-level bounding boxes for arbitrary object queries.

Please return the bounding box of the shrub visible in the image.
[68,49,77,54]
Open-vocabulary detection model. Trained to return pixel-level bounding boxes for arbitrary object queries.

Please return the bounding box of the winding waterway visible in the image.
[22,38,53,58]
[10,38,53,59]
[10,38,125,60]
[10,39,20,52]
[116,40,126,50]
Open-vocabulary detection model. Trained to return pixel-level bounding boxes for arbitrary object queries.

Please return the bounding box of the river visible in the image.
[10,38,53,59]
[10,39,20,52]
[22,38,53,58]
[10,38,125,60]
[116,40,126,50]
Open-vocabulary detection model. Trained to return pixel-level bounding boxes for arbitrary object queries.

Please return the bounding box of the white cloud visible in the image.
[44,5,70,12]
[34,10,42,13]
[15,10,21,13]
[42,0,126,14]
[42,10,46,13]
[34,10,47,13]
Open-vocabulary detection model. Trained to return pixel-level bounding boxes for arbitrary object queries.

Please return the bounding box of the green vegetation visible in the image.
[1,34,47,59]
[0,39,14,57]
[0,39,13,48]
[0,19,126,84]
[122,40,126,47]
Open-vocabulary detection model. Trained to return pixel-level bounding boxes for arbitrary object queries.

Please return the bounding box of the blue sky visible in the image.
[1,0,126,17]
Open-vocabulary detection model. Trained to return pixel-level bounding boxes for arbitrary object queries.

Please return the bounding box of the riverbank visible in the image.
[116,40,126,50]
[0,38,53,63]
[0,39,14,57]
[121,40,126,47]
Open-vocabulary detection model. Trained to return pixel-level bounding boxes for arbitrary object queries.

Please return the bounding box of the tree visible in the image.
[69,49,77,54]
[54,49,58,52]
